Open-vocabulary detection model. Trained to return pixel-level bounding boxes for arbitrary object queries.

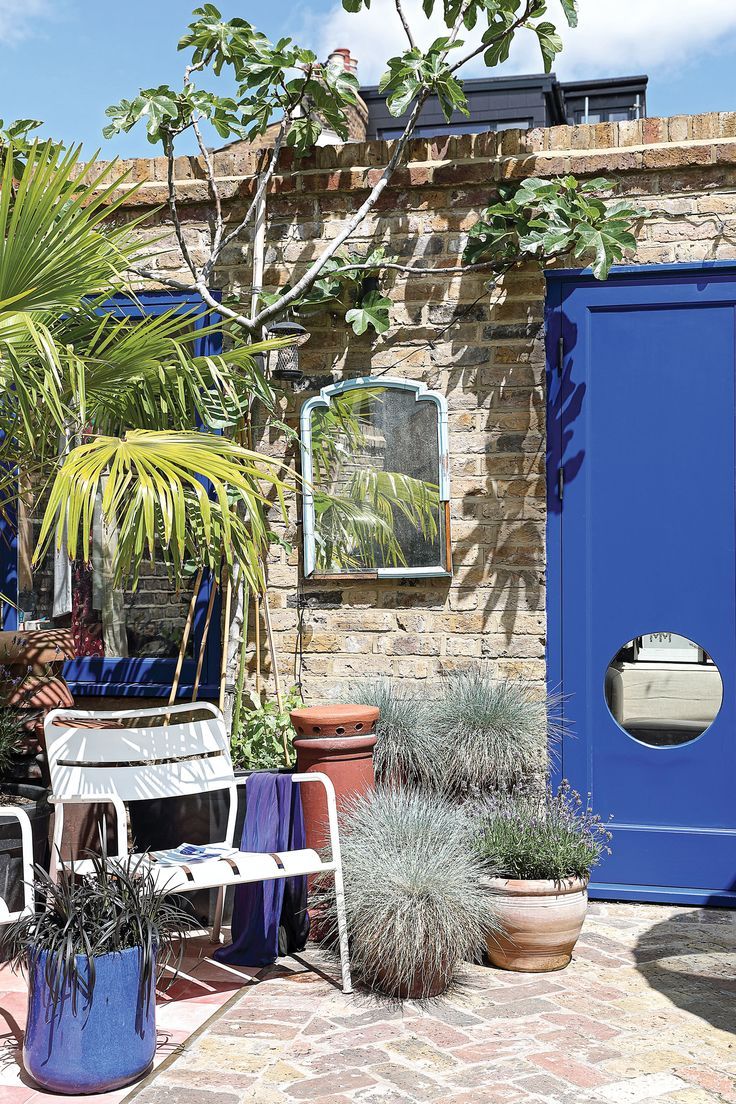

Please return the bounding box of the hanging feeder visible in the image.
[265,321,309,385]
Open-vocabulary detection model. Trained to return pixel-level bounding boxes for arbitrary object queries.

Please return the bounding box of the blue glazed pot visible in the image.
[24,946,156,1094]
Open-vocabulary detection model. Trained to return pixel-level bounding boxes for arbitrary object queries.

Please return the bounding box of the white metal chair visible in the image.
[0,806,35,925]
[43,702,352,993]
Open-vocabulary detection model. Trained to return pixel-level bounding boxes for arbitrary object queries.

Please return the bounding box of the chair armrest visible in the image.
[0,805,35,916]
[291,773,341,866]
[292,771,337,802]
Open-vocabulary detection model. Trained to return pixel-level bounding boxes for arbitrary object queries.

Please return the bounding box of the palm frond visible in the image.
[0,142,143,316]
[35,429,294,588]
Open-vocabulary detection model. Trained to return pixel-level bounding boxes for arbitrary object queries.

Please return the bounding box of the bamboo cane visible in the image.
[168,566,203,709]
[231,582,250,741]
[192,576,218,702]
[219,564,232,713]
[262,587,288,765]
[254,589,261,694]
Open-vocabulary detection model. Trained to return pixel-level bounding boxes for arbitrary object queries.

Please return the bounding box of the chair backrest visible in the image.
[44,702,235,805]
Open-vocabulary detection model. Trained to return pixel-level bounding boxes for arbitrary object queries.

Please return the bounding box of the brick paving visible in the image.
[127,902,736,1104]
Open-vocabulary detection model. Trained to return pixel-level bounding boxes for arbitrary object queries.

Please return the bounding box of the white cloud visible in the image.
[0,0,54,45]
[302,0,736,85]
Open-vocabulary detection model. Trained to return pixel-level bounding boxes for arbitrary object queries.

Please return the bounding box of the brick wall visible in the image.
[113,112,736,702]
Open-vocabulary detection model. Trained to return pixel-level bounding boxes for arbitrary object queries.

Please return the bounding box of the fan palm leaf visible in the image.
[35,430,293,589]
[0,142,144,315]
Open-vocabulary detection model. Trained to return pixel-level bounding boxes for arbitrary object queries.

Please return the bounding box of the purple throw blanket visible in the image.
[214,771,309,967]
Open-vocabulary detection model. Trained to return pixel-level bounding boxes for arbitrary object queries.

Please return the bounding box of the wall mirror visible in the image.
[300,377,451,578]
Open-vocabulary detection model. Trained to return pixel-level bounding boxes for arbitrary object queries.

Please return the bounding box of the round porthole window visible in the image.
[604,631,723,747]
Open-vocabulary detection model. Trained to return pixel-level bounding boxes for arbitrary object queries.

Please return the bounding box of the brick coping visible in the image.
[104,111,736,193]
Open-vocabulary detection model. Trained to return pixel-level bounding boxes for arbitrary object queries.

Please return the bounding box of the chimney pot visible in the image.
[327,47,358,76]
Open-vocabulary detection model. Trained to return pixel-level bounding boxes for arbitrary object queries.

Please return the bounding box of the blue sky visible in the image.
[2,1,736,158]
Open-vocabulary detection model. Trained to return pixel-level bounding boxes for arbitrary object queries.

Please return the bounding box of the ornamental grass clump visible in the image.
[477,782,612,882]
[335,677,441,789]
[3,854,194,1010]
[317,787,500,1000]
[433,667,555,795]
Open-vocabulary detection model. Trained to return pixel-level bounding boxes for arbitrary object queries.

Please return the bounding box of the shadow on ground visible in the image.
[633,908,736,1035]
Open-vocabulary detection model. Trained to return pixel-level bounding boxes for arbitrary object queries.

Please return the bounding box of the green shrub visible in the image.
[317,787,500,999]
[335,677,441,788]
[230,686,302,771]
[477,782,612,882]
[432,667,555,794]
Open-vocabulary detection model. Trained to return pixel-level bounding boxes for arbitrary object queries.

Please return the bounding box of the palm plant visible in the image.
[0,138,294,607]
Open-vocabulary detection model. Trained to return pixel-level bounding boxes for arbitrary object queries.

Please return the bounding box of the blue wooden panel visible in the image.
[0,291,222,699]
[547,262,736,902]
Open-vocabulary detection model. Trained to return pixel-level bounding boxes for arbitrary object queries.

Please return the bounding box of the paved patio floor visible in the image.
[126,901,736,1104]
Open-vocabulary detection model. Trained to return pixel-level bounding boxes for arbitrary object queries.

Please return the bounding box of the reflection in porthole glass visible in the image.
[605,632,723,747]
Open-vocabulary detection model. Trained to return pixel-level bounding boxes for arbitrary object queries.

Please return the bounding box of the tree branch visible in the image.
[203,118,288,282]
[165,137,199,280]
[192,116,224,258]
[394,0,416,49]
[249,90,431,332]
[127,266,199,292]
[183,52,224,262]
[327,259,508,277]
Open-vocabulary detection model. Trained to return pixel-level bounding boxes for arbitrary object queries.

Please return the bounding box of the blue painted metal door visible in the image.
[547,263,736,906]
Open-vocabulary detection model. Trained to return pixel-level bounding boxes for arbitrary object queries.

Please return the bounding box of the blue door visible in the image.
[547,263,736,906]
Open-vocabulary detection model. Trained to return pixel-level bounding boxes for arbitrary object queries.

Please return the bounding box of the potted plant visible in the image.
[336,676,440,790]
[0,707,50,918]
[2,855,192,1094]
[317,787,500,1000]
[477,782,612,972]
[432,667,556,795]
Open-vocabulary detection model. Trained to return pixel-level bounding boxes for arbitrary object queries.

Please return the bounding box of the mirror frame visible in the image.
[300,375,452,579]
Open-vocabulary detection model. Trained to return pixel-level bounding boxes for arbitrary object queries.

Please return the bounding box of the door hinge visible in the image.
[557,465,564,501]
[557,334,564,377]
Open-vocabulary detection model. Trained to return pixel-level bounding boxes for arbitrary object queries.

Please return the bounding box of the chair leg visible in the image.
[333,864,353,995]
[212,886,225,944]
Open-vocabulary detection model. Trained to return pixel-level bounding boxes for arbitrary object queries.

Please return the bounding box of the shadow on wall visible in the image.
[633,906,736,1036]
[215,185,593,682]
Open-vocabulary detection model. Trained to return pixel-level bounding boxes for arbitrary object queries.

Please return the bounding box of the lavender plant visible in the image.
[0,708,23,781]
[477,781,612,882]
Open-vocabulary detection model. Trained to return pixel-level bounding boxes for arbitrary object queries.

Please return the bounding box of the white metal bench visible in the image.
[43,702,352,993]
[0,806,34,925]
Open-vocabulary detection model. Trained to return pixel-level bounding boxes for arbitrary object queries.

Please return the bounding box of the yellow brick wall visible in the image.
[111,112,736,701]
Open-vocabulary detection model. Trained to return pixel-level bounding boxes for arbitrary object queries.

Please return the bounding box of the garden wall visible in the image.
[113,111,736,702]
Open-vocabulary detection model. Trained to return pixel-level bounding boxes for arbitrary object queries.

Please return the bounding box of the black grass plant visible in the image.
[2,854,195,1013]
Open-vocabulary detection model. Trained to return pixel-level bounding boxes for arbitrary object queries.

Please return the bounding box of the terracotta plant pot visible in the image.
[291,705,378,925]
[290,704,379,741]
[373,955,452,1000]
[485,877,588,972]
